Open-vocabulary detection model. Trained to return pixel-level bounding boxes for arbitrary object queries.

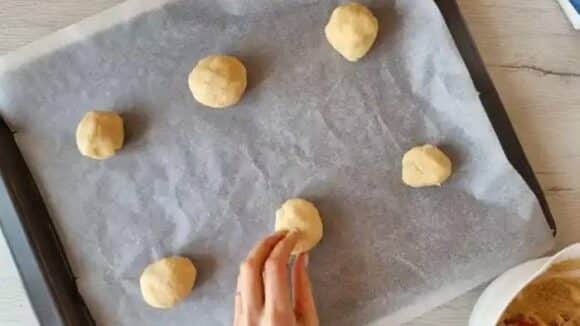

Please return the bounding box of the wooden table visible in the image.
[1,1,579,325]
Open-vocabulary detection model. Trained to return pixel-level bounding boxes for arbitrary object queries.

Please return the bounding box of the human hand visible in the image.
[234,231,319,326]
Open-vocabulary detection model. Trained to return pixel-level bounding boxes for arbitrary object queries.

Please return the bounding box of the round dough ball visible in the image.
[402,144,452,188]
[275,198,323,255]
[325,2,379,62]
[188,55,247,108]
[140,256,197,309]
[76,111,124,160]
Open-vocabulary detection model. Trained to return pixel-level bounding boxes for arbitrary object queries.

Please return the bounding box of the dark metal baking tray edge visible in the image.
[0,1,556,325]
[0,119,95,326]
[434,0,556,234]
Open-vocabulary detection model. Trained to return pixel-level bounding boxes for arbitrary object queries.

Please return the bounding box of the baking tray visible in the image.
[0,1,556,325]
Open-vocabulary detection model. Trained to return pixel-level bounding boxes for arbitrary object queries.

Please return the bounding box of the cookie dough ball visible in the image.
[140,256,197,309]
[76,111,124,160]
[188,55,247,108]
[325,2,379,62]
[402,144,452,188]
[275,198,323,255]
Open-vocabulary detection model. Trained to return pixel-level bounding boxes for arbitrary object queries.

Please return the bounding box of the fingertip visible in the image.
[286,229,301,243]
[262,230,288,248]
[272,229,289,238]
[287,228,299,236]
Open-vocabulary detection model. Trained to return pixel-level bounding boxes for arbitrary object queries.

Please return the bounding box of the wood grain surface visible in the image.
[1,0,579,325]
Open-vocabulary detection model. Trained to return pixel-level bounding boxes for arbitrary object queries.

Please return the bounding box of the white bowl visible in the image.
[469,243,580,326]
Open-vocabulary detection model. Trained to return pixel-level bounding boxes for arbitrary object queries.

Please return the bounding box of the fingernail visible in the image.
[304,254,309,268]
[275,230,289,236]
[287,229,300,237]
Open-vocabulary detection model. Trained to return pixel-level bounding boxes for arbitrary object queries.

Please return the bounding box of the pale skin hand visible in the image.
[234,231,319,326]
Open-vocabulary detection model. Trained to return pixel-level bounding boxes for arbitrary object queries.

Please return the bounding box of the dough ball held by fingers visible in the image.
[275,199,323,255]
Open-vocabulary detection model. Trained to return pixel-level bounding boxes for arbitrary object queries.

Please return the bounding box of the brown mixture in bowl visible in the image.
[498,259,580,326]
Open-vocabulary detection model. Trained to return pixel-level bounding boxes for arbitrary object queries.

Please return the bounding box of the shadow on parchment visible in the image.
[366,2,402,61]
[120,108,151,150]
[439,142,466,178]
[189,254,217,290]
[239,54,274,94]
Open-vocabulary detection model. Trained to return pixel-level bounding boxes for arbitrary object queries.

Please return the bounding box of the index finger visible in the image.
[238,231,288,307]
[263,230,300,311]
[245,230,288,266]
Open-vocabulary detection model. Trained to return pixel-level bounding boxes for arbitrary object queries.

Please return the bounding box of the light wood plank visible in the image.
[0,0,120,53]
[0,231,39,326]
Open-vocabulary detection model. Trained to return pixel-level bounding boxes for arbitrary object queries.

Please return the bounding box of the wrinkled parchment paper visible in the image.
[0,0,555,324]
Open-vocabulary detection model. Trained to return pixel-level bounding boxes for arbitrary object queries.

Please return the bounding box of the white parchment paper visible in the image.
[0,0,555,325]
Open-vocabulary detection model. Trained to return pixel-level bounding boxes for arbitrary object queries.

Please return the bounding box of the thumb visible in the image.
[292,253,319,326]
